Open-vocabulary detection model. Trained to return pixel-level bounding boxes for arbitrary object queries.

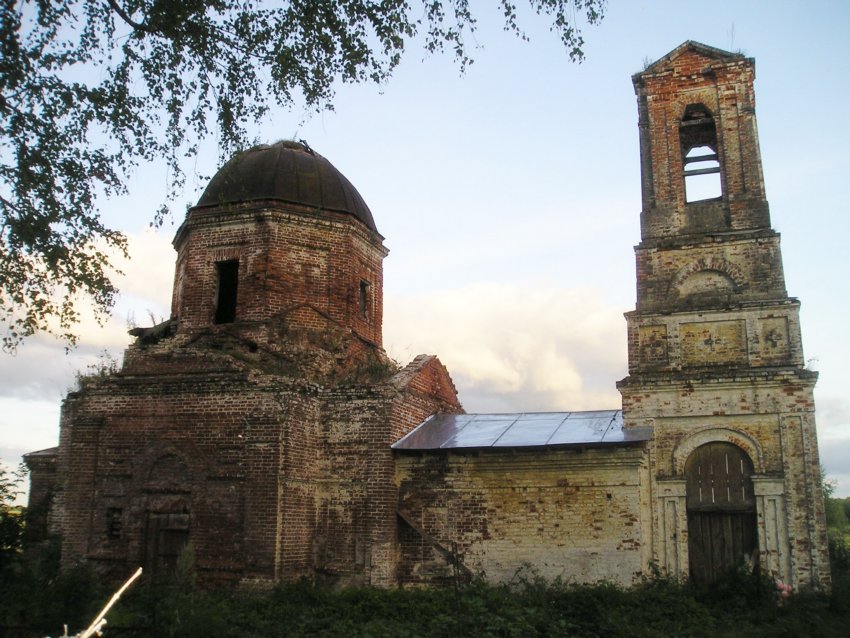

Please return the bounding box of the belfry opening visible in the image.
[681,104,722,202]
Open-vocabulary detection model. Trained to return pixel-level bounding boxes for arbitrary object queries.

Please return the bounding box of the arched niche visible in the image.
[668,258,745,303]
[677,269,736,297]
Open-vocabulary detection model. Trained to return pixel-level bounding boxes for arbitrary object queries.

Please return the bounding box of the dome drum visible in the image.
[170,141,386,349]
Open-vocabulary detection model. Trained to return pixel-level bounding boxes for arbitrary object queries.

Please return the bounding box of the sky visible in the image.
[2,1,850,498]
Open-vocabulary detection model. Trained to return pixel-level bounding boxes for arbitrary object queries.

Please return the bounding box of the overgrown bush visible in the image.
[830,530,849,572]
[0,464,25,579]
[105,566,850,637]
[0,545,106,638]
[3,560,850,637]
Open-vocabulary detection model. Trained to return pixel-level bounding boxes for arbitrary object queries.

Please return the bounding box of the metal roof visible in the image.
[22,446,58,458]
[196,141,377,232]
[392,410,651,451]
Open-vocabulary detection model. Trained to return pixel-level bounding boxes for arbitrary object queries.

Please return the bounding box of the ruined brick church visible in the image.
[25,42,830,590]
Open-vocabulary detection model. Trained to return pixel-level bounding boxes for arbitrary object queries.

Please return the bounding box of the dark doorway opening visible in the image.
[685,441,758,585]
[145,511,190,576]
[215,260,239,324]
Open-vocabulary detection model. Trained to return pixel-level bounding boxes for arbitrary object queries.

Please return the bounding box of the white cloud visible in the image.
[814,395,850,432]
[112,228,175,314]
[384,281,627,413]
[0,396,63,504]
[0,229,175,504]
[3,234,848,502]
[820,437,850,498]
[816,396,850,496]
[0,228,174,403]
[0,397,60,456]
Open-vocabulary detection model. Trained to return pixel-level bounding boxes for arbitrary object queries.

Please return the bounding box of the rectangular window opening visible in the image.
[215,260,239,324]
[359,280,370,320]
[684,146,722,202]
[106,507,123,539]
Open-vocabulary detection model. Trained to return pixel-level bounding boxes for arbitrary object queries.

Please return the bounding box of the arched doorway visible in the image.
[685,441,757,584]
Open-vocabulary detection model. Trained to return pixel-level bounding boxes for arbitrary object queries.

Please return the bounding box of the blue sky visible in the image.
[2,1,850,496]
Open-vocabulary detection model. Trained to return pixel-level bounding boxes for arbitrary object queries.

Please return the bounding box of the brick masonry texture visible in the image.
[173,201,387,348]
[620,42,830,589]
[395,446,650,586]
[47,336,461,587]
[26,42,830,591]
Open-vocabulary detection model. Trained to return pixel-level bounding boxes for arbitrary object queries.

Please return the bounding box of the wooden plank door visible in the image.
[145,512,190,576]
[685,442,757,585]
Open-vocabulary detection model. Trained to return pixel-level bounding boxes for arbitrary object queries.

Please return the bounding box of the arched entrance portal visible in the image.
[685,441,758,584]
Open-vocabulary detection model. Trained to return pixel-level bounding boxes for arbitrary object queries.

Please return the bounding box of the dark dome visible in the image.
[196,141,377,232]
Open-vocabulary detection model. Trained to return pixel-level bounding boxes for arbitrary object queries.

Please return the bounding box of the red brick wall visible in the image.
[56,355,288,585]
[52,346,462,587]
[172,201,387,347]
[634,46,767,240]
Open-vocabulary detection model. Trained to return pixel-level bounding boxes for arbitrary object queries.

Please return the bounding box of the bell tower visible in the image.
[619,42,830,589]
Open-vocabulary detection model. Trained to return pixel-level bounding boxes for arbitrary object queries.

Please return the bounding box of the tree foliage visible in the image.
[0,463,24,575]
[0,0,604,350]
[827,495,850,532]
[822,469,849,531]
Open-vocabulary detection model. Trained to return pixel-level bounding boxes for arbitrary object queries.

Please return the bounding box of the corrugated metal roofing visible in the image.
[392,410,652,451]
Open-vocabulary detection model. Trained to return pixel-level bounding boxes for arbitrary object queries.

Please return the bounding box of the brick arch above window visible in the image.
[148,453,189,483]
[668,257,746,298]
[133,443,206,493]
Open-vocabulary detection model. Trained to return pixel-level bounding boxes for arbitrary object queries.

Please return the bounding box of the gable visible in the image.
[392,354,461,408]
[635,41,749,80]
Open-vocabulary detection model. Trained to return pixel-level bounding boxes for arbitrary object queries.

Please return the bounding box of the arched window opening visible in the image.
[680,105,722,202]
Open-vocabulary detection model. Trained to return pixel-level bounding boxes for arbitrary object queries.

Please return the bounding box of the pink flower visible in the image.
[774,578,792,601]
